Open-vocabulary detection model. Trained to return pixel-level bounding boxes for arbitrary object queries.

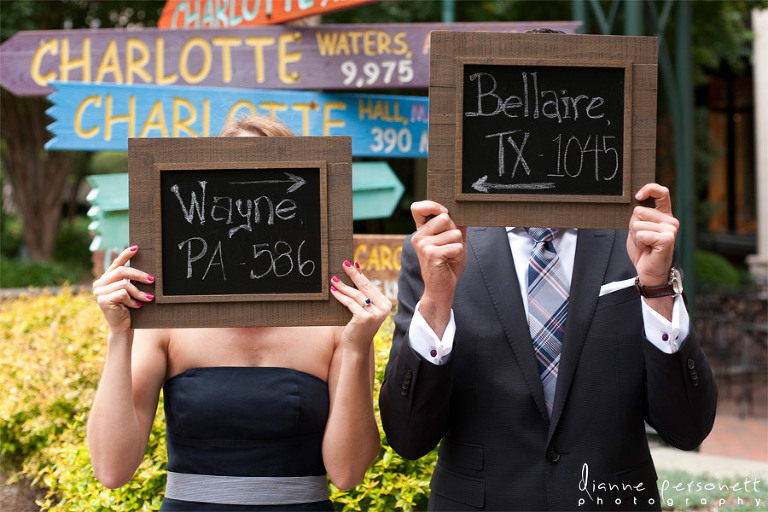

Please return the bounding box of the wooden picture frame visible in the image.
[428,31,658,228]
[128,136,353,328]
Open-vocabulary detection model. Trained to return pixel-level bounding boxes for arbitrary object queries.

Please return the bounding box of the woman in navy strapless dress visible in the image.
[87,115,387,510]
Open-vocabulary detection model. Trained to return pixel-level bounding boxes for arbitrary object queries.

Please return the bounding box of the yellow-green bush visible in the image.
[0,288,436,511]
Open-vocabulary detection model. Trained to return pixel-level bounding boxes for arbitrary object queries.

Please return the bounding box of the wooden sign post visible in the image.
[129,136,352,328]
[428,31,658,228]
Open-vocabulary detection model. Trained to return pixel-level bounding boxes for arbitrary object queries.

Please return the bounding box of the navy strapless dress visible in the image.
[160,366,333,511]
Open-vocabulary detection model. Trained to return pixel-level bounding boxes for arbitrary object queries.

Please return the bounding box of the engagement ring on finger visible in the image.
[363,298,372,307]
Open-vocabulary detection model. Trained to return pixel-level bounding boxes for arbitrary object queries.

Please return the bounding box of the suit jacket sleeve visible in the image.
[379,234,453,460]
[643,322,717,450]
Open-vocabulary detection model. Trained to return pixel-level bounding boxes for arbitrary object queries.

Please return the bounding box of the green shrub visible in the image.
[0,215,92,288]
[0,211,24,258]
[0,259,86,288]
[89,151,128,175]
[54,217,93,266]
[695,250,742,290]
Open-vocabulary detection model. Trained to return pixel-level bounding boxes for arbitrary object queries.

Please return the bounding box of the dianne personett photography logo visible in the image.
[577,463,653,508]
[577,462,765,509]
[659,474,763,510]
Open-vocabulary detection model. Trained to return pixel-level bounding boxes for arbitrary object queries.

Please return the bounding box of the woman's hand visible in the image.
[92,246,155,334]
[330,260,391,350]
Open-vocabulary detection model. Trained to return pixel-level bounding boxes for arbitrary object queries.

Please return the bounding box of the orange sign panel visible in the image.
[159,0,380,29]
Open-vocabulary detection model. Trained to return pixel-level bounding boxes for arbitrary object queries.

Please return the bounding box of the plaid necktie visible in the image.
[525,228,569,417]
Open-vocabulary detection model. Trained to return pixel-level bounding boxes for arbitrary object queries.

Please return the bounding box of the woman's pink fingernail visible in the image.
[330,285,338,292]
[332,275,340,283]
[135,301,143,307]
[147,275,155,283]
[145,294,154,301]
[344,260,351,267]
[129,245,138,252]
[354,261,360,269]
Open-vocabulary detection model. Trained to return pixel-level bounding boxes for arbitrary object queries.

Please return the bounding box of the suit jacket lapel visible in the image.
[548,229,616,436]
[468,227,549,421]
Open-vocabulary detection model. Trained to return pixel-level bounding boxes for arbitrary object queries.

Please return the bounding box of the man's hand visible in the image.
[410,201,467,338]
[627,184,679,318]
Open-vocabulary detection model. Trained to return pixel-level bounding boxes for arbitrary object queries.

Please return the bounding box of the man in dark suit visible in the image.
[379,184,717,511]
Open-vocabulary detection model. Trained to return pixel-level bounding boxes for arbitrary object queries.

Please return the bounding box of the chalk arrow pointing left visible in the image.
[472,175,555,193]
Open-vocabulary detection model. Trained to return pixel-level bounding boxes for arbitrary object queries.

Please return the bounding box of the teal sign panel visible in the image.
[46,82,428,158]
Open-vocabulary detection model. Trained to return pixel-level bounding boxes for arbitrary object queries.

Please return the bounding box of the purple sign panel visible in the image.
[0,22,580,96]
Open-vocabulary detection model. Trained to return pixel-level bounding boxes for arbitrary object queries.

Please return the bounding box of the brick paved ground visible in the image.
[699,380,767,462]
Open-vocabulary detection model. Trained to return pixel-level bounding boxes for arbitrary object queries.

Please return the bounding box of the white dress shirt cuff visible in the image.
[641,294,690,354]
[408,301,456,365]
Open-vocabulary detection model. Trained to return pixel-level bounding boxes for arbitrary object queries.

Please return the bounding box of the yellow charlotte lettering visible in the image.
[227,100,257,122]
[126,38,151,84]
[30,39,58,86]
[60,37,91,82]
[104,94,136,141]
[74,96,101,138]
[203,98,210,136]
[173,98,197,137]
[95,40,124,83]
[180,38,212,84]
[292,102,319,135]
[260,102,288,119]
[155,38,178,85]
[279,32,302,84]
[140,101,169,137]
[212,36,242,83]
[245,36,275,83]
[323,102,346,135]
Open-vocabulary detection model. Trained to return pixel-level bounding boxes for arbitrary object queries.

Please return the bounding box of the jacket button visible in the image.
[400,369,412,396]
[687,358,696,370]
[547,448,560,462]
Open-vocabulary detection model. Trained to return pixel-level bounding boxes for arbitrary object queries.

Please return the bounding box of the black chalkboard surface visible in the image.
[128,136,353,328]
[460,63,626,197]
[160,167,322,297]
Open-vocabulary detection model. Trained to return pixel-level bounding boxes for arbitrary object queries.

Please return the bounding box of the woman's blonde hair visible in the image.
[219,114,294,137]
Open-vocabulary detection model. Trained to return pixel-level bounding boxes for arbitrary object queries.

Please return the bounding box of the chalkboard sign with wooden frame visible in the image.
[428,31,658,228]
[128,136,353,328]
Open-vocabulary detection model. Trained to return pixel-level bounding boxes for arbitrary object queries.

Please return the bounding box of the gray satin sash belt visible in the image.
[164,472,329,505]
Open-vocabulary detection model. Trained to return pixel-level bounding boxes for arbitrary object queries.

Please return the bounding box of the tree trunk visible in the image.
[0,90,77,261]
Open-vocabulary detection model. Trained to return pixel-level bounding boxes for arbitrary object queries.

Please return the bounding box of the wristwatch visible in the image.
[634,267,683,298]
